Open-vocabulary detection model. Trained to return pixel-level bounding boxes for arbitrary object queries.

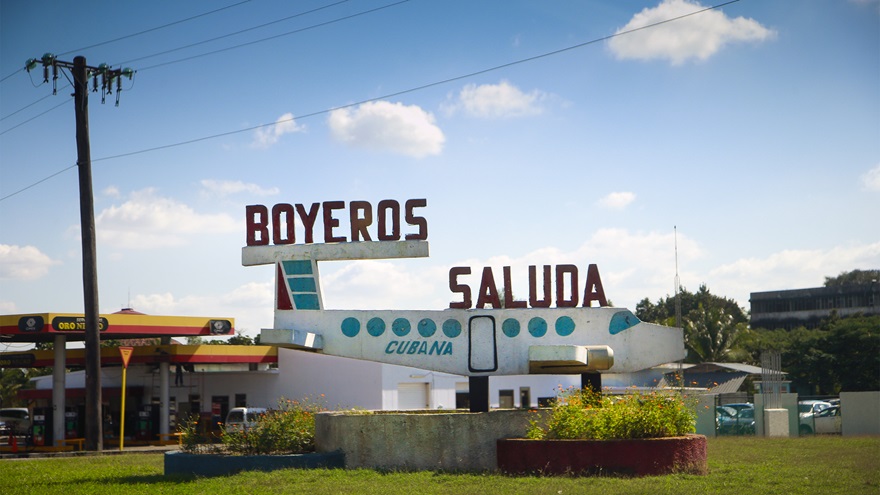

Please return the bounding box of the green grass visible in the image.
[0,436,877,494]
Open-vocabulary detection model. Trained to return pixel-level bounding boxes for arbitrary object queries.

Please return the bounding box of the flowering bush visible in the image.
[221,396,326,455]
[527,387,696,440]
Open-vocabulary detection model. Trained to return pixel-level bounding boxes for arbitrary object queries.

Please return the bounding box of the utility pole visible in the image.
[27,54,134,451]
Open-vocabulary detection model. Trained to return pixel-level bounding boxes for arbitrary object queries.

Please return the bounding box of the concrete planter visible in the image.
[164,450,344,477]
[497,434,707,477]
[316,409,550,472]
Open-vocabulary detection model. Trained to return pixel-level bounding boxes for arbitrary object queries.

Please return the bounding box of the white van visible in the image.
[224,407,267,434]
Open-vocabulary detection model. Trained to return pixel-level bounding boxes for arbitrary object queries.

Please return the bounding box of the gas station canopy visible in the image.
[0,311,235,343]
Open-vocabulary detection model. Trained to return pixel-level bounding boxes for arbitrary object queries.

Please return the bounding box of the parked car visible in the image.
[224,407,267,434]
[0,408,32,435]
[798,400,833,435]
[803,405,842,435]
[717,404,755,435]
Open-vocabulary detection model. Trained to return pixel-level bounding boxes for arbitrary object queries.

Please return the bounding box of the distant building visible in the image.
[750,282,879,330]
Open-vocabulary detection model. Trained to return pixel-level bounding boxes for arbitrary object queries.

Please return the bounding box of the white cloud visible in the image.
[0,244,60,280]
[94,188,238,249]
[252,112,305,148]
[860,163,880,191]
[130,281,275,338]
[103,186,121,198]
[200,179,280,197]
[608,0,775,65]
[445,80,547,118]
[598,191,636,209]
[709,242,880,307]
[327,101,445,158]
[321,260,441,310]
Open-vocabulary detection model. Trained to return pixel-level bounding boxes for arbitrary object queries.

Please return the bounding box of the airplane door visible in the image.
[468,316,497,372]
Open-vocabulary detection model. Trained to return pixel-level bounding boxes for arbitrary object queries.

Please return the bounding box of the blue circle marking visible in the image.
[367,317,386,337]
[341,317,360,337]
[502,318,520,337]
[528,317,547,338]
[442,319,461,338]
[555,316,575,336]
[418,318,437,338]
[392,318,411,337]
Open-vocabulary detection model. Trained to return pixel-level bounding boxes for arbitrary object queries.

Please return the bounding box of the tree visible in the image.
[824,269,879,286]
[739,316,879,395]
[226,333,254,346]
[636,284,748,363]
[0,368,29,408]
[683,304,748,363]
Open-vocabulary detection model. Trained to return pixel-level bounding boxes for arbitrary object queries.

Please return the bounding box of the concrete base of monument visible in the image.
[315,409,551,472]
[496,434,708,477]
[163,450,345,477]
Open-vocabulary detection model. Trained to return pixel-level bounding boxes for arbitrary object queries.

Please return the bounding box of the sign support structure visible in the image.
[118,346,133,451]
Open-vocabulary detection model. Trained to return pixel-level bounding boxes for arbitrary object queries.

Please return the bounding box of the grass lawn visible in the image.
[0,436,877,494]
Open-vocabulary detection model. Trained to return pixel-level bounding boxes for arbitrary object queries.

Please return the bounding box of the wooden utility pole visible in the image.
[73,55,102,451]
[27,53,134,451]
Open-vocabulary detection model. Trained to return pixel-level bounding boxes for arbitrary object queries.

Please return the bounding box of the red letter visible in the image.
[296,203,320,244]
[323,201,346,243]
[449,266,472,309]
[350,201,373,242]
[556,264,579,307]
[503,266,527,308]
[529,265,552,308]
[583,264,608,307]
[271,203,295,245]
[246,205,269,246]
[475,267,502,309]
[377,199,401,241]
[404,198,428,240]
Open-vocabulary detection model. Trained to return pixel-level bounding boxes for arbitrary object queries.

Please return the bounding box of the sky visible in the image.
[1,0,878,343]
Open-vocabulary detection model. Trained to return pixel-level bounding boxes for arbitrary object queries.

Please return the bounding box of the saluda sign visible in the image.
[244,198,685,378]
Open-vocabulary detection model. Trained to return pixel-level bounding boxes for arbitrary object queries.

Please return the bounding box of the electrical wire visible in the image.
[0,0,741,203]
[0,93,54,122]
[0,0,252,84]
[115,0,350,66]
[0,99,70,136]
[0,0,366,128]
[57,0,253,57]
[134,0,409,72]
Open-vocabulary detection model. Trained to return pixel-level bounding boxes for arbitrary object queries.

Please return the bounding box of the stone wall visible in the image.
[315,409,549,471]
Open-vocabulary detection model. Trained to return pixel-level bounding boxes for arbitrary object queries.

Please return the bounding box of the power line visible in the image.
[57,0,253,57]
[0,98,70,136]
[0,0,252,84]
[115,0,350,66]
[0,0,371,130]
[134,0,409,72]
[0,0,741,203]
[1,92,55,122]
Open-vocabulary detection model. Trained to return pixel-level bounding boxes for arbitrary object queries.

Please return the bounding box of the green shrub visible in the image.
[222,396,325,455]
[527,387,696,440]
[178,415,222,454]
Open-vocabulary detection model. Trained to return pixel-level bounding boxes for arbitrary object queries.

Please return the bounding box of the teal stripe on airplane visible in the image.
[609,310,640,334]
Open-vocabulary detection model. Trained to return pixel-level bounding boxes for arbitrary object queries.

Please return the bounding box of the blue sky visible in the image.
[1,0,878,340]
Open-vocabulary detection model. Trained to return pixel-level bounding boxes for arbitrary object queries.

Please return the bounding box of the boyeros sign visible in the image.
[246,199,427,246]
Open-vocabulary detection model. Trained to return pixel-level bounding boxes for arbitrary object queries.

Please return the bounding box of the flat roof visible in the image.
[0,344,277,368]
[0,312,235,342]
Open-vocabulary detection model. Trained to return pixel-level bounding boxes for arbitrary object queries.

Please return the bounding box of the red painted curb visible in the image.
[497,434,707,477]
